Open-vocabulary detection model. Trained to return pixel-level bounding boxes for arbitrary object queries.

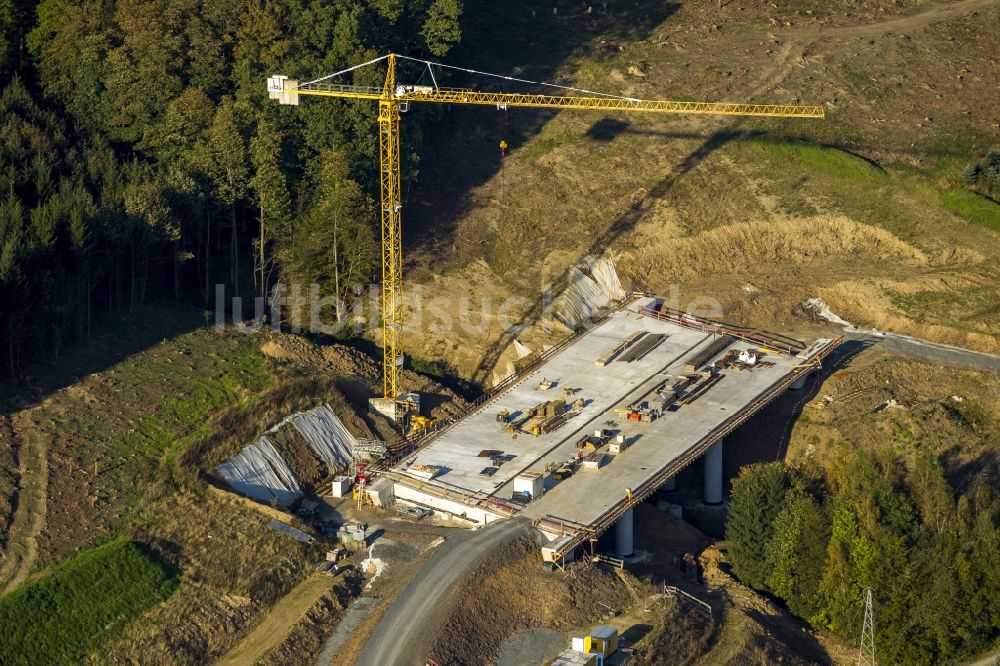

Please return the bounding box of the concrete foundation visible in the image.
[614,507,634,558]
[704,440,724,505]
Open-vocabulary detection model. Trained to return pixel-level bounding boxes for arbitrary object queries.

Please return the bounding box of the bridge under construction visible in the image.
[376,296,841,565]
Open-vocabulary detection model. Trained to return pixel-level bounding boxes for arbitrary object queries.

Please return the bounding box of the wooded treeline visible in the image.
[726,451,1000,665]
[0,0,463,378]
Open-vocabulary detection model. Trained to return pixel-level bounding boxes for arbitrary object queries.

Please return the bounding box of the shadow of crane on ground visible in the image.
[468,125,747,387]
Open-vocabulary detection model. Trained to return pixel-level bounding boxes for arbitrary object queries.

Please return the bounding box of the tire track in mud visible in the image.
[784,0,998,40]
[0,410,48,595]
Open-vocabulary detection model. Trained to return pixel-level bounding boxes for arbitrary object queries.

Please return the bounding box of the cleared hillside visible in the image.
[403,0,1000,382]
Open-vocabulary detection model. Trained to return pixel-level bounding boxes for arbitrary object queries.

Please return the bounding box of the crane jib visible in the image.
[289,84,824,119]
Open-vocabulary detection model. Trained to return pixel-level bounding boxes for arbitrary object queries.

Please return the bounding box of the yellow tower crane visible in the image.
[268,53,824,401]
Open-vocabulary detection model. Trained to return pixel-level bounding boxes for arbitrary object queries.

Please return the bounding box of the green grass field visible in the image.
[0,538,178,665]
[740,134,886,182]
[940,188,1000,232]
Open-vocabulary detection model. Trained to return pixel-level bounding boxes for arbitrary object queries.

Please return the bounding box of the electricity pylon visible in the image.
[858,587,877,666]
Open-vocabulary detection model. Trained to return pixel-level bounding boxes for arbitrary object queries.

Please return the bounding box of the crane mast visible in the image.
[268,53,824,405]
[377,55,404,401]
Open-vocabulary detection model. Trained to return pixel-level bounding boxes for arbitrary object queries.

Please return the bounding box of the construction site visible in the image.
[3,1,1000,664]
[260,51,838,568]
[381,297,840,565]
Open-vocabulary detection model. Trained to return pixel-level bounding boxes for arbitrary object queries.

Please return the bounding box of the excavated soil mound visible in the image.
[627,215,927,282]
[266,427,329,492]
[696,544,852,665]
[634,598,714,666]
[818,279,1000,353]
[260,332,471,420]
[260,335,380,380]
[429,535,634,666]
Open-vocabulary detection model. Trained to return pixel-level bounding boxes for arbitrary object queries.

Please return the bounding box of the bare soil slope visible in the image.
[0,306,466,664]
[404,0,1000,382]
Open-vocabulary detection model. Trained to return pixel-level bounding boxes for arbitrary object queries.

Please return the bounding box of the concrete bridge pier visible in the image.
[789,370,811,390]
[614,507,634,558]
[704,440,724,505]
[664,475,676,491]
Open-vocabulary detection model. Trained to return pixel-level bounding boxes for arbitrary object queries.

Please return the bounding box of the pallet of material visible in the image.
[614,407,633,420]
[679,373,725,405]
[519,415,543,432]
[536,412,571,435]
[575,434,604,451]
[543,399,566,416]
[581,453,606,470]
[652,390,677,411]
[508,410,534,431]
[684,336,734,372]
[595,331,646,367]
[671,375,694,393]
[619,333,667,363]
[409,464,442,480]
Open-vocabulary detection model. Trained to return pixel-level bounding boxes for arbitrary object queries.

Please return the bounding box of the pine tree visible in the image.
[249,116,291,296]
[725,462,792,590]
[962,163,981,185]
[765,488,830,620]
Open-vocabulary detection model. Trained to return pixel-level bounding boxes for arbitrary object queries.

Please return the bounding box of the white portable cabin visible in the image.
[330,476,351,497]
[513,472,545,499]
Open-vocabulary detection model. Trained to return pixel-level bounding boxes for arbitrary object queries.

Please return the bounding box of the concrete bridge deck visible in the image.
[388,298,839,559]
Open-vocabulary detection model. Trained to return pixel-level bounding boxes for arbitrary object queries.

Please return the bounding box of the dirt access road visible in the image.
[216,572,336,666]
[849,331,1000,372]
[784,0,998,39]
[0,412,47,596]
[354,517,535,666]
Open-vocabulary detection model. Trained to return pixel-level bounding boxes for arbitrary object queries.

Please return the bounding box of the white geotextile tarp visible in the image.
[216,437,301,507]
[491,360,517,390]
[556,257,625,328]
[557,266,610,328]
[587,256,625,302]
[216,403,360,506]
[289,404,358,472]
[513,340,533,359]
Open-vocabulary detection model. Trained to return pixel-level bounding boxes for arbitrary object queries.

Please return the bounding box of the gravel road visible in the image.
[354,517,536,666]
[844,330,1000,372]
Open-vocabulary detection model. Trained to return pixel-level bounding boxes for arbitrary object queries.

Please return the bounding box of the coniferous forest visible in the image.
[0,0,462,378]
[726,453,1000,665]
